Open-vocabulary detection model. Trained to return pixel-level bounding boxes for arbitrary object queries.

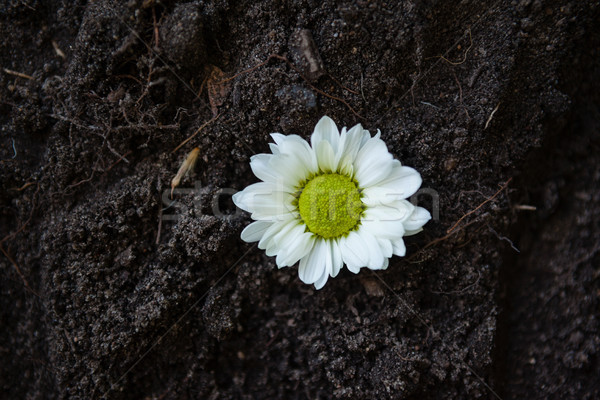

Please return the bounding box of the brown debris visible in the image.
[206,65,233,116]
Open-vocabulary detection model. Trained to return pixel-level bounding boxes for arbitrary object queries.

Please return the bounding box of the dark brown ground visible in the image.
[1,1,599,399]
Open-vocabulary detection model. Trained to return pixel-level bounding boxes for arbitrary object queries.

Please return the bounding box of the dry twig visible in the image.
[2,68,33,80]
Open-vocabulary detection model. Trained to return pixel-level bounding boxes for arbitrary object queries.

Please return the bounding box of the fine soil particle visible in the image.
[1,1,598,399]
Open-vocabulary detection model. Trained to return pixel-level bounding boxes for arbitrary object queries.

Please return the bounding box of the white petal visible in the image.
[298,239,328,284]
[271,132,311,149]
[240,220,273,242]
[310,237,342,289]
[377,238,393,258]
[360,218,405,242]
[361,196,415,230]
[276,227,315,267]
[360,202,409,241]
[391,237,406,256]
[249,154,277,182]
[395,200,417,221]
[233,182,295,220]
[297,141,318,172]
[271,133,316,167]
[314,238,336,289]
[330,239,343,278]
[264,218,298,256]
[359,128,373,147]
[268,143,280,155]
[404,228,424,237]
[286,233,316,266]
[336,123,365,175]
[313,266,330,290]
[357,229,385,270]
[311,116,340,152]
[269,154,310,187]
[362,186,412,206]
[267,134,317,184]
[258,216,294,252]
[270,132,286,145]
[339,231,368,273]
[381,258,390,270]
[234,181,280,199]
[249,155,296,193]
[353,137,394,188]
[365,162,423,200]
[403,206,431,231]
[363,201,413,223]
[315,140,336,173]
[387,165,422,198]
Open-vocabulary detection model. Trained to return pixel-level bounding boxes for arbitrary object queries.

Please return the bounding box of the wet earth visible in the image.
[1,1,599,399]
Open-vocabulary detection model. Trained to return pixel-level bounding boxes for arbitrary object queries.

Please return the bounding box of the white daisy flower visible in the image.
[233,116,431,289]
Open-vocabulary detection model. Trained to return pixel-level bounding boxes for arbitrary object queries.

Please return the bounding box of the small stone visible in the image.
[360,277,385,297]
[289,28,326,81]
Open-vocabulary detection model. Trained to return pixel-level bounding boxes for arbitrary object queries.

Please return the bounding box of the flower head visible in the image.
[233,116,431,289]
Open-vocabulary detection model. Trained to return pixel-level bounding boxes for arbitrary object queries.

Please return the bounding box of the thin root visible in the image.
[446,178,512,234]
[1,183,40,245]
[422,218,480,251]
[105,150,133,172]
[0,244,40,297]
[9,181,36,191]
[327,73,360,95]
[11,138,17,158]
[488,225,520,253]
[152,6,160,47]
[172,114,221,153]
[453,70,470,120]
[438,28,473,66]
[156,180,163,245]
[484,103,500,130]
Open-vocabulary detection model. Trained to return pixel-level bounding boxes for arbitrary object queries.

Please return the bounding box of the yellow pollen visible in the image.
[298,173,363,238]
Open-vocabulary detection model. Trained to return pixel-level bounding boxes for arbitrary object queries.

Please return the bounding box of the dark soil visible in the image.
[1,1,599,399]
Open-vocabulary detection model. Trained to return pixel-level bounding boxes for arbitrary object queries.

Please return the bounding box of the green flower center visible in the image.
[298,173,364,239]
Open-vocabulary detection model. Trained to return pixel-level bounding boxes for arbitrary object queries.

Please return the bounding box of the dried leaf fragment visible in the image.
[171,147,200,198]
[206,65,232,116]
